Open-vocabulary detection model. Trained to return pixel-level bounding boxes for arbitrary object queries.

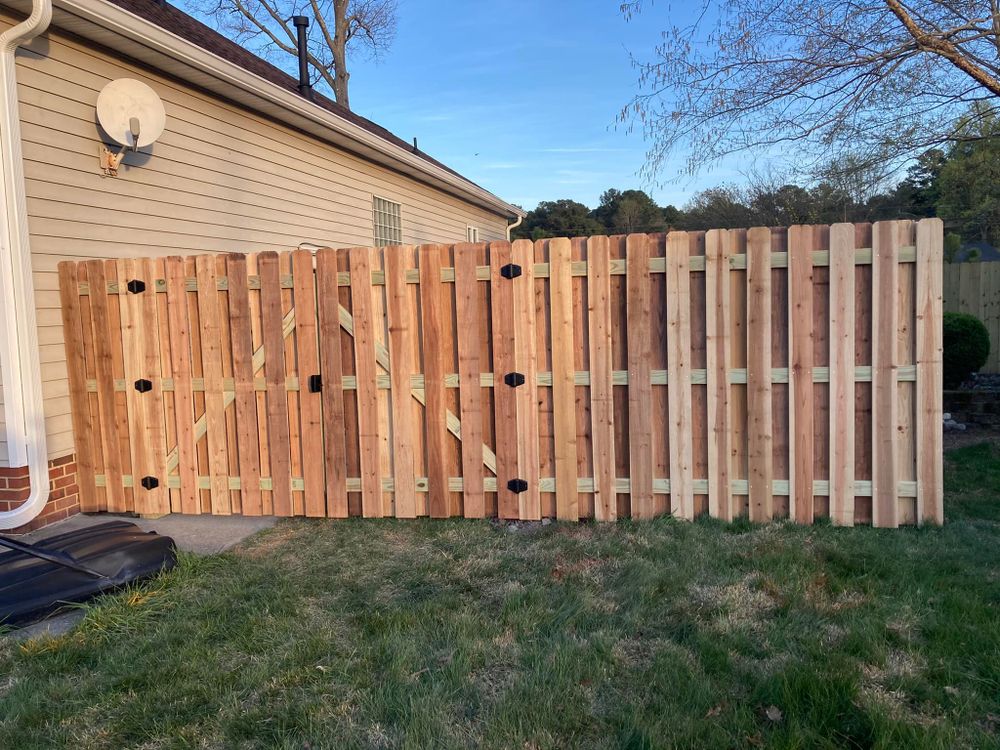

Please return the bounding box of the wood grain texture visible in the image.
[385,247,419,518]
[348,247,382,517]
[193,255,228,514]
[746,228,774,522]
[454,243,486,518]
[512,239,542,520]
[57,224,934,527]
[704,230,732,521]
[626,234,654,518]
[872,222,900,528]
[258,252,293,516]
[587,236,616,521]
[666,232,694,520]
[419,244,450,517]
[164,257,199,514]
[58,262,97,509]
[88,261,126,512]
[291,250,324,516]
[915,218,944,524]
[225,254,262,515]
[549,237,579,520]
[490,241,519,519]
[316,249,349,517]
[788,226,815,524]
[829,224,856,526]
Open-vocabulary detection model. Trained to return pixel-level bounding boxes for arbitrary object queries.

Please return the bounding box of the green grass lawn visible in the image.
[2,444,999,749]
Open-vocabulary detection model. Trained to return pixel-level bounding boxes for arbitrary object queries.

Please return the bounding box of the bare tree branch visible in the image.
[193,0,397,109]
[622,0,1000,181]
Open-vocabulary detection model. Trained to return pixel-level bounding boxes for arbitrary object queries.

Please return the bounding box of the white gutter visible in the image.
[506,214,524,241]
[0,0,52,529]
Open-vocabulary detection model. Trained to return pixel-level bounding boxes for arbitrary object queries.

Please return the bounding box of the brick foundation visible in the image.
[0,454,80,534]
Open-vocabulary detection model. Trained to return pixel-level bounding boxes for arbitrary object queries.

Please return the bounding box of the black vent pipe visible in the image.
[292,16,312,100]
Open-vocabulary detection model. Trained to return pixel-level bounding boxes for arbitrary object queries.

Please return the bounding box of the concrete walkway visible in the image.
[5,512,278,641]
[22,512,278,554]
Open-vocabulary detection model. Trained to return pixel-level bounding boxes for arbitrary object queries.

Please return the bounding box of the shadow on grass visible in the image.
[1,444,998,749]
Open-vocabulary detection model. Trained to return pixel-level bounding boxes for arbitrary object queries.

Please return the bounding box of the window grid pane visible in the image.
[373,196,402,247]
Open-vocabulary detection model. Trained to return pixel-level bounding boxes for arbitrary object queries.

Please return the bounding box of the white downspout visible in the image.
[0,0,53,529]
[506,214,523,241]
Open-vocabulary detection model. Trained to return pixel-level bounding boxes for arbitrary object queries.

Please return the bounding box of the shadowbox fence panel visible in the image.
[943,259,1000,374]
[58,219,944,527]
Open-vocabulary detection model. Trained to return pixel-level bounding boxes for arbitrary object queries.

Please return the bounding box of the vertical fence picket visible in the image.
[226,254,262,515]
[705,230,732,520]
[194,255,229,515]
[666,232,694,520]
[214,255,239,514]
[828,225,856,525]
[747,228,774,522]
[626,234,654,518]
[316,249,349,517]
[141,258,169,516]
[348,247,382,518]
[58,262,98,509]
[87,261,125,512]
[872,222,900,528]
[119,258,165,514]
[258,252,292,516]
[418,244,449,518]
[587,236,616,521]
[385,247,418,518]
[165,257,198,514]
[549,237,578,521]
[916,218,944,524]
[454,244,486,518]
[78,264,104,511]
[491,241,519,519]
[512,239,541,520]
[788,226,815,524]
[291,250,324,517]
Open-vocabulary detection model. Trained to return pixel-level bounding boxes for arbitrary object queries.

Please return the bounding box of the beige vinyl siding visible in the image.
[0,12,509,465]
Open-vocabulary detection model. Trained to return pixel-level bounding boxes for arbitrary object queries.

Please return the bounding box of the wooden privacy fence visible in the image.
[58,219,944,528]
[943,260,1000,374]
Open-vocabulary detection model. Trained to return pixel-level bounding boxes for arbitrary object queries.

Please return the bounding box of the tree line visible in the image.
[513,106,1000,247]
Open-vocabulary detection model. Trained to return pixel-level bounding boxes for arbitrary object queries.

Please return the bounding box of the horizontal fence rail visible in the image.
[58,220,944,526]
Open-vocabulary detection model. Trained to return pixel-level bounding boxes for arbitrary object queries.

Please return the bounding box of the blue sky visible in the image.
[183,0,746,211]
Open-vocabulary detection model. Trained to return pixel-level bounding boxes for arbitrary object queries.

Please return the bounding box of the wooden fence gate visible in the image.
[58,220,944,527]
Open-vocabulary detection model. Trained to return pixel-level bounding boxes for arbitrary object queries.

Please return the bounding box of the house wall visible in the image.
[0,11,509,468]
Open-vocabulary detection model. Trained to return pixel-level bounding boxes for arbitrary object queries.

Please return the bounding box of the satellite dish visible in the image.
[96,78,166,150]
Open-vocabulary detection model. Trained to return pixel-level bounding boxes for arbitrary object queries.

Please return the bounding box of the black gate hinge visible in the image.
[308,374,323,393]
[507,478,528,494]
[126,279,146,294]
[503,372,525,387]
[134,379,153,393]
[499,263,522,279]
[140,476,159,491]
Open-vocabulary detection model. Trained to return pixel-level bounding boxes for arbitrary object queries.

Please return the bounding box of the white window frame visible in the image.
[373,195,402,247]
[466,225,480,243]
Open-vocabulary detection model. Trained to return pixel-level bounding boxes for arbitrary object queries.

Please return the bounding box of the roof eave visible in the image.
[8,0,524,219]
